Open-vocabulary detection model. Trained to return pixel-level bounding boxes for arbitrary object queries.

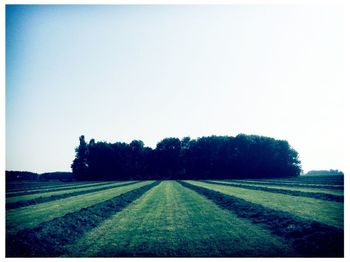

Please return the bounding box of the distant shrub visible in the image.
[6,171,39,181]
[305,170,344,176]
[39,172,73,181]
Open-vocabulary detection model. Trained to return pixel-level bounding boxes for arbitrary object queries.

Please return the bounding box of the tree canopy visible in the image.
[71,134,302,180]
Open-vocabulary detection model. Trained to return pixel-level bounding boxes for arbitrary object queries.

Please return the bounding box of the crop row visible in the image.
[6,179,344,257]
[240,175,343,185]
[214,180,344,195]
[179,181,343,257]
[6,181,139,209]
[6,181,160,257]
[203,180,343,202]
[188,181,343,228]
[6,181,154,235]
[66,181,297,257]
[6,181,116,197]
[230,179,344,190]
[6,180,111,193]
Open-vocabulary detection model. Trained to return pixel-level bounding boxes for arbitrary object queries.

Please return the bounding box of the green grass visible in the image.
[6,181,134,204]
[209,180,344,196]
[238,175,343,186]
[6,181,77,192]
[233,179,343,189]
[6,180,102,192]
[66,181,295,257]
[6,181,152,235]
[6,181,115,196]
[187,181,343,228]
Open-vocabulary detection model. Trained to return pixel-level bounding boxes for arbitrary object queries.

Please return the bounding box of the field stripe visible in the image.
[239,175,344,185]
[6,181,78,192]
[179,181,343,257]
[204,180,343,202]
[187,180,343,228]
[6,181,134,203]
[65,181,296,257]
[6,181,116,197]
[6,181,153,235]
[213,180,344,195]
[6,181,139,210]
[6,180,105,192]
[6,181,160,257]
[231,179,344,190]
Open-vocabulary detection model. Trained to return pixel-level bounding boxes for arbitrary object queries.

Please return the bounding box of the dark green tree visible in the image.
[71,135,89,180]
[71,134,302,180]
[156,137,182,179]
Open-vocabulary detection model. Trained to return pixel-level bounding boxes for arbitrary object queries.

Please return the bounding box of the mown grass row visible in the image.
[203,180,343,202]
[6,181,139,210]
[241,175,343,185]
[6,181,134,203]
[214,180,344,195]
[6,181,116,197]
[179,181,343,257]
[230,179,344,190]
[6,178,344,257]
[188,181,343,228]
[6,181,160,257]
[66,181,295,257]
[6,181,73,192]
[6,181,154,235]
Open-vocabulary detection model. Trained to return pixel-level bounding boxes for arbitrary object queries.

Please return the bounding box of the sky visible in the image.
[6,4,344,174]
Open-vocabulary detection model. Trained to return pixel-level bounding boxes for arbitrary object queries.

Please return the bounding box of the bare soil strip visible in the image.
[6,181,140,210]
[202,180,343,202]
[179,181,343,257]
[6,181,160,257]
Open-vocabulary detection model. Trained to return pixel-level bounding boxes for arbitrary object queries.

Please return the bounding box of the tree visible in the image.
[155,138,182,179]
[71,135,89,180]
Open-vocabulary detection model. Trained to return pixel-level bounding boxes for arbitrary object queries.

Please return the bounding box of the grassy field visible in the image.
[66,181,295,257]
[6,175,344,257]
[242,175,343,185]
[6,181,152,234]
[230,178,344,190]
[209,180,344,195]
[6,180,116,197]
[6,181,135,204]
[188,180,343,228]
[6,180,112,193]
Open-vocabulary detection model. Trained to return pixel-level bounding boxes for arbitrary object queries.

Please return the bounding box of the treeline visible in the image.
[39,172,74,181]
[71,134,301,180]
[6,171,39,181]
[6,171,73,182]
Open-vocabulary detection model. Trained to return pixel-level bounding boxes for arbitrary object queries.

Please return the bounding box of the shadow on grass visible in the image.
[6,181,160,257]
[179,181,344,257]
[201,180,344,202]
[6,181,140,210]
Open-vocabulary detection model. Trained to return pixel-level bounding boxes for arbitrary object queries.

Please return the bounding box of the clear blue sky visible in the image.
[6,5,344,174]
